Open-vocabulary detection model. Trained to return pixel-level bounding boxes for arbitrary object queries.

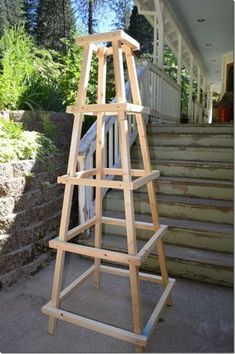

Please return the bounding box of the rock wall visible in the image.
[0,111,75,288]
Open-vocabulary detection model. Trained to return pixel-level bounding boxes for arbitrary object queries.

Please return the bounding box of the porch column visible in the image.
[153,14,158,64]
[202,77,206,123]
[207,83,213,123]
[188,54,194,123]
[177,33,182,86]
[154,0,164,68]
[197,67,201,123]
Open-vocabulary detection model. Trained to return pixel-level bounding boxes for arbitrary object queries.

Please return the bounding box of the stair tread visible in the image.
[131,158,234,168]
[146,133,234,137]
[148,123,234,127]
[164,244,233,268]
[106,190,233,209]
[134,145,233,150]
[157,194,233,208]
[103,210,234,234]
[158,176,233,186]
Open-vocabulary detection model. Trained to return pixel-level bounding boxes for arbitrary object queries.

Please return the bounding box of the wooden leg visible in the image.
[129,263,144,353]
[94,48,107,288]
[157,239,172,306]
[48,249,65,334]
[94,113,105,288]
[118,115,142,346]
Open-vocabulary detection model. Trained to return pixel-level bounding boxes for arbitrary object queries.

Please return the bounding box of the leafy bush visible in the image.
[0,27,35,110]
[0,118,57,162]
[0,27,103,112]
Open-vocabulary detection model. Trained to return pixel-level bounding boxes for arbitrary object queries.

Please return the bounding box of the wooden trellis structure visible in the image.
[42,30,175,352]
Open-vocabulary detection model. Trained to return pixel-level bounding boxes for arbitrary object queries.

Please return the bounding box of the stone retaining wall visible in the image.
[0,111,76,288]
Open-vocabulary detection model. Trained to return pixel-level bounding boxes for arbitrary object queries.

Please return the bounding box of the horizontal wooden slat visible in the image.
[102,168,155,177]
[57,175,133,190]
[59,266,95,302]
[67,103,150,115]
[76,30,140,51]
[67,217,96,241]
[100,265,165,284]
[138,225,168,261]
[49,239,141,266]
[133,171,160,190]
[143,279,175,338]
[42,304,147,346]
[101,216,155,231]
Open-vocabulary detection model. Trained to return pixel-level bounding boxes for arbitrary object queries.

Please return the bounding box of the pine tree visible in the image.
[128,5,153,54]
[75,0,108,34]
[111,0,133,30]
[35,0,75,51]
[0,0,25,37]
[0,0,8,36]
[24,0,39,36]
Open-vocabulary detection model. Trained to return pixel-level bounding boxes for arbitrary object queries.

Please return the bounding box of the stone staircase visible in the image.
[86,124,234,286]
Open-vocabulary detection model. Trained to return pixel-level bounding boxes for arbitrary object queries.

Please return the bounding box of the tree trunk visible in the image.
[88,0,94,34]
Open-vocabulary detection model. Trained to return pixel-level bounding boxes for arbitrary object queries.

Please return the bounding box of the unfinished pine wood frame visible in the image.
[42,30,175,352]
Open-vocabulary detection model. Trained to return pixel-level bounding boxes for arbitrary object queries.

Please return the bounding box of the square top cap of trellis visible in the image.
[76,30,140,51]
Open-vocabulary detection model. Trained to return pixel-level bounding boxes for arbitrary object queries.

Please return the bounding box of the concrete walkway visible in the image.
[0,255,233,353]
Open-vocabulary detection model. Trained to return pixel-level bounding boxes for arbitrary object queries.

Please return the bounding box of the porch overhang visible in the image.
[134,0,233,94]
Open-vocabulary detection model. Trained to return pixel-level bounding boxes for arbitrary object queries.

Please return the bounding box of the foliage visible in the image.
[75,0,110,34]
[35,0,75,51]
[128,6,153,55]
[163,46,190,114]
[0,0,25,36]
[58,37,83,106]
[0,27,35,110]
[41,112,56,139]
[0,118,56,162]
[111,0,133,30]
[23,0,39,35]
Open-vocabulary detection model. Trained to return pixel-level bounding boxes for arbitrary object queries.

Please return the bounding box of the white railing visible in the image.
[192,100,204,123]
[142,62,181,124]
[78,61,181,224]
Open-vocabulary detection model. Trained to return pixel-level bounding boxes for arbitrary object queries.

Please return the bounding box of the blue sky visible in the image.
[75,2,117,34]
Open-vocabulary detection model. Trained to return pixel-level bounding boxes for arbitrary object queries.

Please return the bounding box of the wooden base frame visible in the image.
[42,264,175,348]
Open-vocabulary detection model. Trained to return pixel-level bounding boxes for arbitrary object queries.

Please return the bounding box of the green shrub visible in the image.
[0,27,115,117]
[0,27,35,110]
[0,118,56,162]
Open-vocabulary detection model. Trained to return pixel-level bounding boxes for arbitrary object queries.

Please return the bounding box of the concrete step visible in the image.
[131,159,234,180]
[104,191,233,224]
[147,123,234,134]
[141,133,234,147]
[80,233,233,287]
[102,210,233,253]
[132,145,233,162]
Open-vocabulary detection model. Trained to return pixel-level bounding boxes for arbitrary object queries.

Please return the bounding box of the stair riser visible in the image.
[102,224,233,253]
[154,182,233,200]
[132,147,233,162]
[104,198,233,224]
[147,125,234,134]
[132,162,234,180]
[142,255,233,287]
[142,135,234,147]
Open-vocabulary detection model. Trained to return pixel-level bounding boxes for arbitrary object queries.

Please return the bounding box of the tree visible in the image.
[75,0,109,34]
[111,0,133,30]
[35,0,76,51]
[24,0,39,36]
[127,6,153,54]
[0,0,25,37]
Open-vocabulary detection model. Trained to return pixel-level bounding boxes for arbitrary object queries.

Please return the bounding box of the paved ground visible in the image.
[0,255,233,353]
